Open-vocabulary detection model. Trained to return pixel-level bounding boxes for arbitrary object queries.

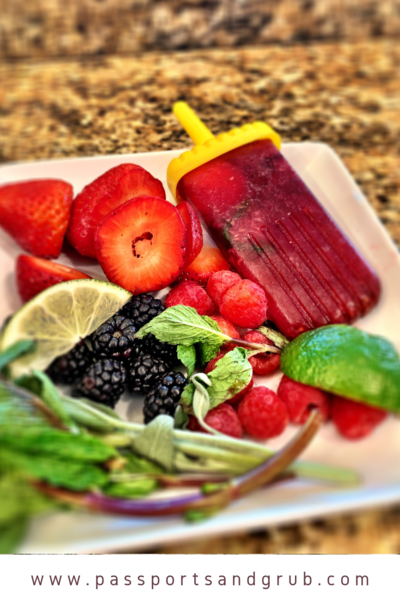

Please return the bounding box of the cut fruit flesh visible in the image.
[0,279,132,377]
[95,196,187,294]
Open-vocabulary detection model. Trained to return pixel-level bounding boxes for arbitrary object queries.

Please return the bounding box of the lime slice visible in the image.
[0,279,132,378]
[280,324,400,412]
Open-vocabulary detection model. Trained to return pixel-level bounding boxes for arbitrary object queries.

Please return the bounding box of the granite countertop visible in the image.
[1,39,400,553]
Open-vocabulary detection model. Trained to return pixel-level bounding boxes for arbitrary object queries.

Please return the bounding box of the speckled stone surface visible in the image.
[1,40,400,553]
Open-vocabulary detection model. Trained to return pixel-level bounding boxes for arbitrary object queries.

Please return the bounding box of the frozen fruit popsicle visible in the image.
[167,103,380,339]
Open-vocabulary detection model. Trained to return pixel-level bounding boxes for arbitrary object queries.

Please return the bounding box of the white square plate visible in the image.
[1,143,400,554]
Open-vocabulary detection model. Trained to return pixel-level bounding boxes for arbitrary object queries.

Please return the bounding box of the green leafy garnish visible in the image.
[132,415,174,471]
[177,344,196,377]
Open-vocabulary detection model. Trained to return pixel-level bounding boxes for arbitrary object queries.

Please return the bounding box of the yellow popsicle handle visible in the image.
[173,102,215,145]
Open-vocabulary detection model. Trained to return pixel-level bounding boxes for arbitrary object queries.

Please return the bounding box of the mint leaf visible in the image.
[180,383,195,406]
[208,347,252,409]
[197,340,221,365]
[135,306,228,348]
[132,415,174,471]
[177,345,196,377]
[257,326,289,349]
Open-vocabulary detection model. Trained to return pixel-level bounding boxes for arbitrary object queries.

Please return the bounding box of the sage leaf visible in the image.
[132,415,174,471]
[135,305,227,348]
[16,371,79,433]
[192,379,211,421]
[257,326,289,349]
[177,344,196,377]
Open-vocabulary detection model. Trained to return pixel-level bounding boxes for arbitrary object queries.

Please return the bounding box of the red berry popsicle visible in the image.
[167,103,380,339]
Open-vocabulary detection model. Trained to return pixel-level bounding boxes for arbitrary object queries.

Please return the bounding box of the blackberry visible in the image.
[143,371,188,424]
[47,340,94,384]
[120,294,165,329]
[73,358,126,408]
[91,314,138,361]
[127,354,169,394]
[142,333,177,366]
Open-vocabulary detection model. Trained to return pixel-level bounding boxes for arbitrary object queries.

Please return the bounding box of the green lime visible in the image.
[280,324,400,412]
[0,279,132,378]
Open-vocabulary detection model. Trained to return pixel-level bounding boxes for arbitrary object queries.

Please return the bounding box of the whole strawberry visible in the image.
[0,179,73,258]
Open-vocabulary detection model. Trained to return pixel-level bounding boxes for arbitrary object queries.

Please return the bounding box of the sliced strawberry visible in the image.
[0,179,73,259]
[68,164,165,258]
[176,245,231,286]
[16,254,91,303]
[176,202,203,266]
[95,196,187,295]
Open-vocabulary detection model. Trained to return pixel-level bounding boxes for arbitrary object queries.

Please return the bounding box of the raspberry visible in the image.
[205,351,253,403]
[209,315,240,339]
[188,404,242,438]
[242,330,280,375]
[331,395,387,440]
[219,280,267,328]
[206,270,242,307]
[277,375,331,425]
[238,387,288,440]
[165,281,215,316]
[209,314,241,352]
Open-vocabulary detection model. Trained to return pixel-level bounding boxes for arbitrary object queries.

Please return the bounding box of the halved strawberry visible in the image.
[16,254,91,302]
[95,196,187,295]
[0,179,73,259]
[176,202,203,266]
[68,164,166,258]
[176,245,231,286]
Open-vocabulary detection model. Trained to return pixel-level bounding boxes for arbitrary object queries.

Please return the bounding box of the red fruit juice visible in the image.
[176,139,380,339]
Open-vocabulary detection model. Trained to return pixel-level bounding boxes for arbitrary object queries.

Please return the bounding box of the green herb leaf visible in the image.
[104,479,158,499]
[257,326,289,349]
[0,519,29,554]
[0,427,117,463]
[16,370,79,433]
[0,448,109,491]
[135,305,227,348]
[174,405,189,429]
[177,344,196,377]
[132,415,174,471]
[192,375,211,421]
[180,383,195,406]
[197,340,221,365]
[0,340,36,372]
[208,347,253,408]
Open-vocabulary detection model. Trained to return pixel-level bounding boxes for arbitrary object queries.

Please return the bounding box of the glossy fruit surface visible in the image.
[68,164,165,258]
[96,196,187,295]
[281,324,400,412]
[0,179,73,258]
[0,279,131,377]
[176,201,203,266]
[176,245,230,286]
[16,254,91,302]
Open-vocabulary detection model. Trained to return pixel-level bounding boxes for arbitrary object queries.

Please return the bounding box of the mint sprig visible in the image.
[135,305,227,347]
[181,348,253,411]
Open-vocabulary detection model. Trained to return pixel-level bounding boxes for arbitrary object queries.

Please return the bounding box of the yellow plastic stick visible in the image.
[173,102,215,145]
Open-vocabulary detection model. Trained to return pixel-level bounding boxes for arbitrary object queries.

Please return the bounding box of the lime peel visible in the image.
[281,324,400,412]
